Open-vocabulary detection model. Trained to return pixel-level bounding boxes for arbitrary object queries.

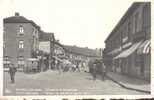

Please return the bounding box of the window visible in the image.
[3,41,5,49]
[19,40,24,49]
[18,25,24,36]
[33,28,35,36]
[19,25,24,33]
[35,30,38,38]
[4,56,9,60]
[17,56,25,66]
[3,56,10,65]
[33,28,38,37]
[135,54,144,67]
[143,3,151,28]
[3,28,6,34]
[135,13,139,33]
[128,21,131,39]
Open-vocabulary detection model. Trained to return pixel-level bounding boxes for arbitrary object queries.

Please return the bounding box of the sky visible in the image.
[0,0,150,49]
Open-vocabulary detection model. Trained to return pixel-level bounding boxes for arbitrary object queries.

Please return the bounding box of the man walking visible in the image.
[102,63,106,80]
[92,63,97,81]
[8,63,17,84]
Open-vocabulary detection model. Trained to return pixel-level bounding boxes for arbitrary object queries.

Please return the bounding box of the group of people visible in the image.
[55,59,87,74]
[7,59,106,84]
[91,60,107,81]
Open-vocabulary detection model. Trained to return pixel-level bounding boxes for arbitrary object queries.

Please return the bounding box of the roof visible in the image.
[39,31,54,41]
[4,16,30,23]
[105,2,147,43]
[3,13,40,28]
[64,45,100,57]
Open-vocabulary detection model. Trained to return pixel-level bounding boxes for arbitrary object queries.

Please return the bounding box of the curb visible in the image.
[106,75,150,94]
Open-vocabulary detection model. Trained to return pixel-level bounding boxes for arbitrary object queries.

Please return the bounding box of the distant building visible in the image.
[3,12,40,68]
[64,45,102,62]
[52,40,66,69]
[63,45,102,72]
[104,2,151,81]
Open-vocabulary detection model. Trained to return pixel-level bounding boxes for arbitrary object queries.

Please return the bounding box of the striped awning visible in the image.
[137,40,150,54]
[108,47,122,55]
[53,56,63,62]
[114,41,142,59]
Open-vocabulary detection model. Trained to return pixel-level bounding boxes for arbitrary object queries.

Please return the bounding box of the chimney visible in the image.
[15,12,20,16]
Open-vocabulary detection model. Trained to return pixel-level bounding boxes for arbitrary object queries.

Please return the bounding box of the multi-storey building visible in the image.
[103,2,151,81]
[4,13,41,68]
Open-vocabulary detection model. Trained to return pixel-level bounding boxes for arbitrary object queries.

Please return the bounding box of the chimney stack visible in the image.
[15,12,20,16]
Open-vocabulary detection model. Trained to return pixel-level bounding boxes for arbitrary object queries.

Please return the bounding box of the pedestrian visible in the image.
[58,61,63,74]
[8,63,17,84]
[92,63,97,81]
[72,64,76,72]
[76,61,80,72]
[102,63,106,80]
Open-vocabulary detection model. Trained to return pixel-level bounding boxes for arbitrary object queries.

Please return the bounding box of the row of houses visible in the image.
[3,12,102,71]
[103,2,151,81]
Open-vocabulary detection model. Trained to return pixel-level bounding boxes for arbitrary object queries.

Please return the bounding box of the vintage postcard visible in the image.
[0,0,153,98]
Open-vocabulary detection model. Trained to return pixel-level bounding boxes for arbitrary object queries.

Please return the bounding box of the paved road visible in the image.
[3,70,147,95]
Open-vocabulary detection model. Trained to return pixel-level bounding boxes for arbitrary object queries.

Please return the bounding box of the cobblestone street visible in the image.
[3,70,147,95]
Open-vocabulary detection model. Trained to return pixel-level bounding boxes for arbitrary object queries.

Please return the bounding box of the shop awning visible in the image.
[108,47,122,55]
[53,56,63,62]
[27,58,39,61]
[114,41,142,59]
[137,40,150,54]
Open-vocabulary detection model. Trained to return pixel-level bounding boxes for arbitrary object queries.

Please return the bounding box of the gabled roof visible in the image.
[64,45,100,57]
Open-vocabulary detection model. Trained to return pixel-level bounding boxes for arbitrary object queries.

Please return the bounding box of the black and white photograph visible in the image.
[1,0,151,96]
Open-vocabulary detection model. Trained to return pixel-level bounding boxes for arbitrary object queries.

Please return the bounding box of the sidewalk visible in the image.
[106,72,150,93]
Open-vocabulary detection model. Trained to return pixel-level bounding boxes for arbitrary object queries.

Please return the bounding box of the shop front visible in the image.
[137,39,151,81]
[113,41,143,76]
